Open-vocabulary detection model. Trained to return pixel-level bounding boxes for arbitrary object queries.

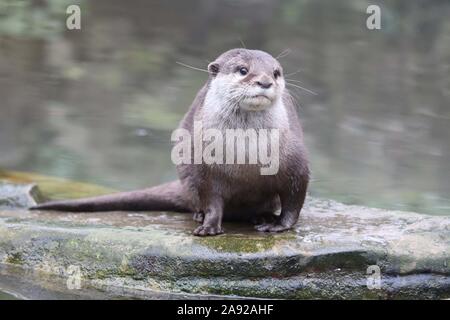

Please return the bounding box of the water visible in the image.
[0,0,449,215]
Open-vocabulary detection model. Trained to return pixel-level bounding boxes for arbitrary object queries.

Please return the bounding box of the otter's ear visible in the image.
[208,62,220,76]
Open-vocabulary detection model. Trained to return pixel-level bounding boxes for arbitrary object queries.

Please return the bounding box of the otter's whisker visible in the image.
[225,86,251,108]
[284,68,303,77]
[176,61,209,73]
[239,38,247,49]
[286,83,318,96]
[285,78,305,84]
[227,90,248,106]
[276,48,291,59]
[223,91,244,106]
[286,90,303,111]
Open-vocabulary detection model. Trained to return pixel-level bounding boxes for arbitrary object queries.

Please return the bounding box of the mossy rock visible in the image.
[0,170,115,201]
[0,173,449,299]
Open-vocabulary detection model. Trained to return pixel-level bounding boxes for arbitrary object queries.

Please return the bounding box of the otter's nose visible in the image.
[256,81,273,89]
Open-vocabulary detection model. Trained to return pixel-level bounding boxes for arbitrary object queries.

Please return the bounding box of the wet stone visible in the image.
[0,181,449,299]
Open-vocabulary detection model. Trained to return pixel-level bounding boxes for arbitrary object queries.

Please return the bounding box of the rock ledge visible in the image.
[0,182,449,299]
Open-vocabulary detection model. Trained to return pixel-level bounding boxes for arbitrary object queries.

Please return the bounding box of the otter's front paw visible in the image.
[193,225,224,236]
[254,222,292,233]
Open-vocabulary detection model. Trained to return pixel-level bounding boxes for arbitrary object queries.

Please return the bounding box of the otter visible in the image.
[30,48,310,237]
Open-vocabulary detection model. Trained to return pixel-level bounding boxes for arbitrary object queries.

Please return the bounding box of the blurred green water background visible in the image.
[0,0,449,215]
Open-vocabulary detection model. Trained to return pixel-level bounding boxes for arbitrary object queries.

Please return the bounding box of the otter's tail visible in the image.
[29,180,193,213]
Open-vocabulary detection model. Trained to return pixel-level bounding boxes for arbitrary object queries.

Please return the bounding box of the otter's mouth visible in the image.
[244,95,272,104]
[239,94,274,111]
[251,94,270,100]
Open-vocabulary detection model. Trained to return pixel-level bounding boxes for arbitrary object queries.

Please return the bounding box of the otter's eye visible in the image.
[239,67,248,76]
[274,70,281,79]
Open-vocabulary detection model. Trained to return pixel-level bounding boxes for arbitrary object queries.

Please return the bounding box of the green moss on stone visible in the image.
[6,252,23,265]
[197,233,295,253]
[0,170,115,201]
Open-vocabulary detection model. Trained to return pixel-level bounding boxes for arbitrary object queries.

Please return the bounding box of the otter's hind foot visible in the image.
[255,221,292,233]
[251,212,277,225]
[193,225,224,236]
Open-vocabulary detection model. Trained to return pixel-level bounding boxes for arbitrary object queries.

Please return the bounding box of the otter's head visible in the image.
[207,49,285,111]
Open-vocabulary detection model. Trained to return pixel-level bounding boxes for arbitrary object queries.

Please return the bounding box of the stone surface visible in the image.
[0,178,449,299]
